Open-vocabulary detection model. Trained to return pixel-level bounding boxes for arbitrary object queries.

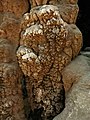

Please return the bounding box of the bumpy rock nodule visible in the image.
[17,4,82,119]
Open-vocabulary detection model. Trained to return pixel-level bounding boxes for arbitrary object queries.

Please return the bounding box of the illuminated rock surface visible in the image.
[53,55,90,120]
[0,0,83,120]
[17,3,82,120]
[0,8,26,120]
[0,0,29,18]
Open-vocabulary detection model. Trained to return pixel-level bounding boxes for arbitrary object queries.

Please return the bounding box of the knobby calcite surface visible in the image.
[17,2,82,120]
[0,0,82,120]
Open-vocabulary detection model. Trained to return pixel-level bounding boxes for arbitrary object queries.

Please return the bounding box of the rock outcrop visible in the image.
[0,0,30,119]
[16,0,82,119]
[53,55,90,120]
[0,0,29,18]
[0,0,82,120]
[62,55,90,92]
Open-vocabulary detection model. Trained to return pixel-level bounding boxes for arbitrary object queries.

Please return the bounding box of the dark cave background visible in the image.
[76,0,90,50]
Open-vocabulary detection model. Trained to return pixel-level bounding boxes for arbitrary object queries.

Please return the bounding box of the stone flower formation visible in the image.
[0,0,82,120]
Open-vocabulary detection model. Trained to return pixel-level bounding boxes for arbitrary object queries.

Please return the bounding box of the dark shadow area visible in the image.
[76,0,90,50]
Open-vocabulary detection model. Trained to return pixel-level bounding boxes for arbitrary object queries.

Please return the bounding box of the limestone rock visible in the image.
[53,55,90,120]
[0,39,26,120]
[62,55,90,92]
[0,0,29,18]
[0,13,21,49]
[58,4,79,24]
[65,0,78,4]
[17,5,67,119]
[0,39,17,63]
[80,51,90,58]
[0,0,83,120]
[0,12,25,120]
[17,4,82,120]
[0,2,3,12]
[29,0,78,8]
[29,0,79,23]
[0,63,26,120]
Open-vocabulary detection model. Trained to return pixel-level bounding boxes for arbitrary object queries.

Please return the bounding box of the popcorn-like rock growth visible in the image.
[17,4,82,119]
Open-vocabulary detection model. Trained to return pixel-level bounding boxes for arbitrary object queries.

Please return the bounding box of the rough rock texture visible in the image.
[0,0,82,120]
[16,1,82,119]
[0,13,21,49]
[62,55,90,92]
[0,7,27,120]
[29,0,79,24]
[53,55,90,120]
[17,5,66,120]
[0,0,29,18]
[0,63,26,120]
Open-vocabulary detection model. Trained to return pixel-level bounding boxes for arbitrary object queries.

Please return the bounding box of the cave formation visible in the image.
[0,0,83,120]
